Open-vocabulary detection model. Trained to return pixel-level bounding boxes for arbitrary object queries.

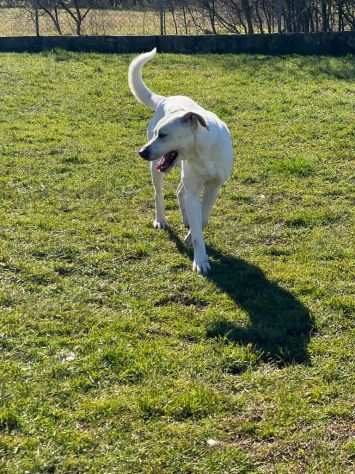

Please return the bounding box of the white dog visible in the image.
[128,48,234,274]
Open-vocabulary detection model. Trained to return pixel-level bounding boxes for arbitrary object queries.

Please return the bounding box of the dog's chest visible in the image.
[186,151,227,183]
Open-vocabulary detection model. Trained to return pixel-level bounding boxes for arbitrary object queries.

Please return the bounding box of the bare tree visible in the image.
[23,0,63,35]
[341,0,355,29]
[11,0,355,36]
[57,0,91,35]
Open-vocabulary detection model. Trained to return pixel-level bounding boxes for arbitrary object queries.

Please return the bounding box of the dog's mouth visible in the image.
[155,151,178,172]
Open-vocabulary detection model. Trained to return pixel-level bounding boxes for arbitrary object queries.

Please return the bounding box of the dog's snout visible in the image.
[138,147,150,160]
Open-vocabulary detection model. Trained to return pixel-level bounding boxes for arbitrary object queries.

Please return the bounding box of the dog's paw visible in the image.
[153,219,168,230]
[184,231,193,247]
[193,258,211,275]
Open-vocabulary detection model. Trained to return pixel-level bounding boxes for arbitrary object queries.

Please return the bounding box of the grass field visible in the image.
[0,51,354,473]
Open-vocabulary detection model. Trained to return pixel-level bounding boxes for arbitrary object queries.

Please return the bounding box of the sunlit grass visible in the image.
[0,51,354,473]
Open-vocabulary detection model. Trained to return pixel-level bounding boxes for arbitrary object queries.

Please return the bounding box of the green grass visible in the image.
[0,51,354,473]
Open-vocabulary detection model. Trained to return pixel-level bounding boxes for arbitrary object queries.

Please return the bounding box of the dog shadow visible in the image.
[168,228,315,366]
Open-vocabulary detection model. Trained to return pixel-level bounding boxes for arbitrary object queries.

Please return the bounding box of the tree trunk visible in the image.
[182,6,188,34]
[255,0,264,33]
[338,1,344,32]
[37,3,63,35]
[53,8,60,35]
[204,0,218,34]
[276,0,283,32]
[35,8,40,36]
[160,7,164,35]
[241,0,254,34]
[187,6,202,33]
[321,0,329,31]
[261,0,272,34]
[170,8,178,34]
[142,10,146,35]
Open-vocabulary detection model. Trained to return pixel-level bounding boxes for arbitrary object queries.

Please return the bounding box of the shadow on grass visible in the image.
[298,55,355,81]
[168,228,315,366]
[215,54,355,81]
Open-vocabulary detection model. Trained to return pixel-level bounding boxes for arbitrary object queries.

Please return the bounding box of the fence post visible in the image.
[159,2,166,35]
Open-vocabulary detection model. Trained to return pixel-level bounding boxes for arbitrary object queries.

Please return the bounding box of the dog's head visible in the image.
[138,111,208,172]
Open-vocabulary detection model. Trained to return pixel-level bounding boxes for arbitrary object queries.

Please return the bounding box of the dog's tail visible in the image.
[128,48,164,111]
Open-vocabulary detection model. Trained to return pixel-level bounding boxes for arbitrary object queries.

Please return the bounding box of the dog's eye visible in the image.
[158,132,167,139]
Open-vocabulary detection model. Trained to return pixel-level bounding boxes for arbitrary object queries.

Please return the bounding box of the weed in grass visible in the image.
[268,156,315,177]
[0,408,21,433]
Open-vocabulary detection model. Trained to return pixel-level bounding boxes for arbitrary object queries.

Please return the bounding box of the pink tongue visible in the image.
[156,156,168,172]
[155,151,177,172]
[156,159,164,171]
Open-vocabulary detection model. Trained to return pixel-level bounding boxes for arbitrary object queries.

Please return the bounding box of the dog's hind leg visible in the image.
[202,181,222,229]
[184,181,221,248]
[150,163,168,229]
[177,180,189,227]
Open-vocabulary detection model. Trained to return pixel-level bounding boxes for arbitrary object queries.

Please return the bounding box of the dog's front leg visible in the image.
[183,188,210,275]
[150,163,168,229]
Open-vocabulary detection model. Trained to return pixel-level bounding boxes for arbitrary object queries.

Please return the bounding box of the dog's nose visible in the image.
[138,147,150,160]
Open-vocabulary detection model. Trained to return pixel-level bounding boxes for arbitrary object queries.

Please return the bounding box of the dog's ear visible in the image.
[181,112,209,130]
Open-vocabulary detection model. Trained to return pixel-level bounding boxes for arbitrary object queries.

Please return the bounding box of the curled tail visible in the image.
[128,48,164,111]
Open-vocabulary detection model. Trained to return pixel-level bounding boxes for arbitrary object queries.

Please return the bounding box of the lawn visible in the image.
[0,51,354,473]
